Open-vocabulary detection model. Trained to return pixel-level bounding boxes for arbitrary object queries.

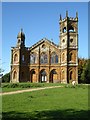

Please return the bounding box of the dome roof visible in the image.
[17,29,25,39]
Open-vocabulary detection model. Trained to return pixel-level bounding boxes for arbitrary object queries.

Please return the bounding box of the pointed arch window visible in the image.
[63,27,66,33]
[70,71,73,80]
[14,54,18,62]
[69,26,74,32]
[13,71,17,79]
[62,70,64,80]
[30,53,37,64]
[40,70,47,82]
[69,53,73,61]
[51,52,58,64]
[62,53,65,62]
[40,53,48,64]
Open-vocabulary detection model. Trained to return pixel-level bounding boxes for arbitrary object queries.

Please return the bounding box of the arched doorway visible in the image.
[40,70,47,83]
[50,69,57,83]
[30,69,36,83]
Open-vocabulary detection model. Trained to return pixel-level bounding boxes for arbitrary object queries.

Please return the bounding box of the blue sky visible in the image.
[2,2,88,74]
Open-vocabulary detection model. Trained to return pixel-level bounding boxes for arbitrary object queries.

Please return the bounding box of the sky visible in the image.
[2,2,88,75]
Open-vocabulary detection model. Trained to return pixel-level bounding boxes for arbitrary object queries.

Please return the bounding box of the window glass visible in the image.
[51,52,58,64]
[40,53,48,64]
[30,53,37,64]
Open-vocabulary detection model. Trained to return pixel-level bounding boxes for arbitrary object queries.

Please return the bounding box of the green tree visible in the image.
[78,58,87,83]
[79,58,90,84]
[2,72,10,83]
[84,59,90,83]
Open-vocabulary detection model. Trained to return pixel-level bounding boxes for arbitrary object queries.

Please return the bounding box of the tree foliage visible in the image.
[78,58,90,84]
[84,59,90,83]
[2,72,10,83]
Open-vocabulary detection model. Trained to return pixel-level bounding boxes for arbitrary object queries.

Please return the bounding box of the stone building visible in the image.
[10,11,78,83]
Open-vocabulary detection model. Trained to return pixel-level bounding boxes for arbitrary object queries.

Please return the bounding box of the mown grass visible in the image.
[2,85,89,120]
[1,83,64,92]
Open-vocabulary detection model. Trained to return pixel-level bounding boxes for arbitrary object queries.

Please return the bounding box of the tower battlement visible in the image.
[59,11,78,23]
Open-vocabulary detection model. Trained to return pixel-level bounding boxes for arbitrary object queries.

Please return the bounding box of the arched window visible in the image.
[13,71,17,79]
[40,70,47,82]
[14,54,18,62]
[62,70,64,80]
[70,39,73,43]
[51,52,58,64]
[40,53,48,64]
[69,53,73,61]
[69,26,74,32]
[63,27,66,33]
[30,53,37,64]
[55,55,58,63]
[18,39,20,43]
[70,71,73,80]
[62,53,65,62]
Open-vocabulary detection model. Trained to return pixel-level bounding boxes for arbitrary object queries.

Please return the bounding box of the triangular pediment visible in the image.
[29,38,59,51]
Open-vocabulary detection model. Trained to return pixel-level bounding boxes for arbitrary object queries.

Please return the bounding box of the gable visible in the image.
[29,38,59,53]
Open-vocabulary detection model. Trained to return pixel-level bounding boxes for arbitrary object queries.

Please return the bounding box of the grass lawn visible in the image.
[1,83,64,92]
[2,85,89,120]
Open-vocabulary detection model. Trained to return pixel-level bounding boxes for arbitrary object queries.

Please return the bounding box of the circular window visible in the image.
[70,39,73,43]
[42,44,46,48]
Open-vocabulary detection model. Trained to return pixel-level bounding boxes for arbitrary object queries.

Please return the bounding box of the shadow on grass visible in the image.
[2,109,89,120]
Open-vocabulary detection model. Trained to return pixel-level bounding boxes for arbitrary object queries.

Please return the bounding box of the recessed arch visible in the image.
[63,27,66,33]
[69,52,73,61]
[14,54,18,62]
[30,69,36,82]
[50,69,57,83]
[62,53,65,62]
[69,26,74,32]
[13,71,17,80]
[69,71,73,80]
[39,69,47,82]
[62,70,65,80]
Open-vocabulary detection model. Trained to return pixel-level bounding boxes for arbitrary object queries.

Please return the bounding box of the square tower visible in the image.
[60,11,78,83]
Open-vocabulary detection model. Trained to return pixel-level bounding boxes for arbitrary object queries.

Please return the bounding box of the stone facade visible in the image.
[10,11,78,83]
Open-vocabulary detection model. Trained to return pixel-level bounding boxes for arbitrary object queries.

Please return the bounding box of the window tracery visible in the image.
[30,53,37,64]
[40,53,48,64]
[51,52,58,64]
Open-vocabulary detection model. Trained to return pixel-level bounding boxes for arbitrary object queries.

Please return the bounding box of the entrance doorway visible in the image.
[40,70,47,83]
[50,69,57,83]
[30,69,36,82]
